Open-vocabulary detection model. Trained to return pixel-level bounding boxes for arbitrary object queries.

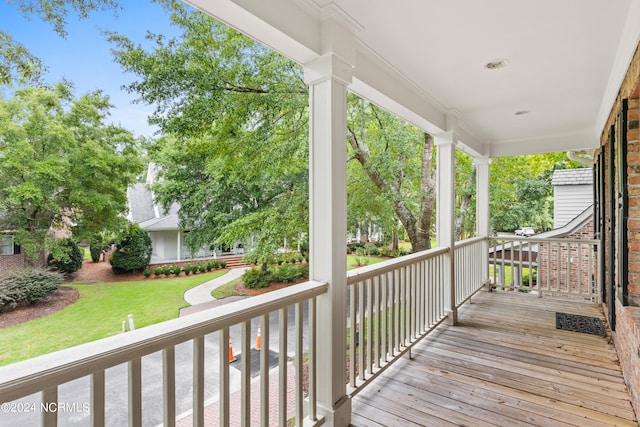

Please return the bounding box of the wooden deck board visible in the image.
[351,291,637,426]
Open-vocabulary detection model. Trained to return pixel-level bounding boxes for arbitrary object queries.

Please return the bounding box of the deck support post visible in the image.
[305,51,353,427]
[435,126,458,325]
[474,157,491,288]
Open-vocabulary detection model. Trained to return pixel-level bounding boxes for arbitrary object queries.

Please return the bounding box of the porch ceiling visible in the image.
[184,0,640,158]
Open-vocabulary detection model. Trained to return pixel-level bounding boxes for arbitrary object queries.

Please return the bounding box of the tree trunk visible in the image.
[415,133,436,251]
[347,128,436,253]
[455,167,476,240]
[392,228,399,251]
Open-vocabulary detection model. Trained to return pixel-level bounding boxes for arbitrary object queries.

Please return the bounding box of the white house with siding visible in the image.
[552,168,593,228]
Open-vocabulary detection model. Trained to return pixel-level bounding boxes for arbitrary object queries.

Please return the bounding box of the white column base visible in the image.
[445,309,458,326]
[317,396,352,427]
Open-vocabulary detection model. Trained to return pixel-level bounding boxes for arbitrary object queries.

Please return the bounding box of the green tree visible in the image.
[1,0,120,85]
[0,82,143,262]
[455,151,476,240]
[347,96,436,252]
[110,224,152,274]
[108,2,309,266]
[108,1,479,258]
[490,153,583,232]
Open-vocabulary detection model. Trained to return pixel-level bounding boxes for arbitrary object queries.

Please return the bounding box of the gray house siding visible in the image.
[553,184,593,228]
[552,169,593,228]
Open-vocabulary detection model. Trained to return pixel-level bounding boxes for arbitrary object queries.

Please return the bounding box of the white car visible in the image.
[515,227,535,237]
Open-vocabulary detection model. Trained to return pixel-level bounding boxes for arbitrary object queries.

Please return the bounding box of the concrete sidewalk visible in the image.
[183,267,250,306]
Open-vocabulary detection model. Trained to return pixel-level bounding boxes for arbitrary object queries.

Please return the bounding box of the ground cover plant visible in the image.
[0,269,62,312]
[0,271,224,366]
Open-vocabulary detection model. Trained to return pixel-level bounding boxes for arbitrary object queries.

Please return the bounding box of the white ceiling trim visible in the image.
[488,130,597,158]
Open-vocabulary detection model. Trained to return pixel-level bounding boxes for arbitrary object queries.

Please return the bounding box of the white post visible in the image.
[177,231,182,262]
[435,131,457,325]
[474,157,491,286]
[304,52,352,426]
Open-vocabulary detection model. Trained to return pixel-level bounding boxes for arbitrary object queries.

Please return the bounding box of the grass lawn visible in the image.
[0,271,224,366]
[211,277,244,299]
[489,265,535,285]
[347,255,386,270]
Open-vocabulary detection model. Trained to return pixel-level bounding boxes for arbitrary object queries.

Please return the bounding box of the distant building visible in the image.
[552,169,593,228]
[127,164,245,264]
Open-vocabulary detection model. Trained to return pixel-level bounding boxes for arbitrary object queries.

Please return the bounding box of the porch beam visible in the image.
[435,130,457,324]
[304,52,352,426]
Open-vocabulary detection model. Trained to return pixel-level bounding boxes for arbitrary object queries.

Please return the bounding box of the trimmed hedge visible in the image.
[0,269,63,312]
[242,268,272,289]
[111,224,152,274]
[271,263,301,282]
[47,238,84,274]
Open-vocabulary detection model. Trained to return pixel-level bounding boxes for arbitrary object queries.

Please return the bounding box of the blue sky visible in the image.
[1,1,181,137]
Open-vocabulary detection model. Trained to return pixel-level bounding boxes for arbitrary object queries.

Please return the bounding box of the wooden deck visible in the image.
[351,291,637,427]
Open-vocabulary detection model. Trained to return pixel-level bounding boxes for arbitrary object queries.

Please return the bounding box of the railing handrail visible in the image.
[346,246,450,285]
[490,236,600,245]
[0,280,328,403]
[454,236,487,249]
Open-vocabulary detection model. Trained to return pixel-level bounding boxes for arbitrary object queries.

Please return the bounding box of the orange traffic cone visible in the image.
[229,335,237,362]
[255,324,261,351]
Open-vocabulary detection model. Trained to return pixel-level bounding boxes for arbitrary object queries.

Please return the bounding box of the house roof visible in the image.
[185,0,640,158]
[534,204,594,239]
[551,169,594,186]
[127,183,156,224]
[127,169,181,232]
[138,215,180,231]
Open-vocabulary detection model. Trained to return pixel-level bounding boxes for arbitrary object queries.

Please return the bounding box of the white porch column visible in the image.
[304,53,352,426]
[435,132,457,325]
[474,157,491,285]
[177,231,182,262]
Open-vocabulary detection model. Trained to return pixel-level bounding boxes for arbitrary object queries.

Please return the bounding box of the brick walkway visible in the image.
[176,365,298,426]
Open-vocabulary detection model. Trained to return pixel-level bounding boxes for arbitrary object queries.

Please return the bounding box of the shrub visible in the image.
[367,245,380,256]
[143,268,151,278]
[297,263,309,279]
[347,242,365,253]
[220,261,227,268]
[110,224,152,274]
[198,263,206,273]
[47,238,84,274]
[154,267,162,277]
[243,253,259,265]
[183,265,192,275]
[242,268,272,289]
[522,270,537,286]
[172,265,181,276]
[162,265,171,277]
[212,260,220,269]
[272,263,300,282]
[0,269,62,312]
[89,234,109,263]
[206,262,213,272]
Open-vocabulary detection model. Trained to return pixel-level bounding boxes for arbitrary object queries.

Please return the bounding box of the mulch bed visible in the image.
[0,286,79,329]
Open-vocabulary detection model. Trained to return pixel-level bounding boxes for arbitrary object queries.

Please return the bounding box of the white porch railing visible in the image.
[0,281,327,427]
[489,236,601,302]
[346,247,450,395]
[454,236,487,307]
